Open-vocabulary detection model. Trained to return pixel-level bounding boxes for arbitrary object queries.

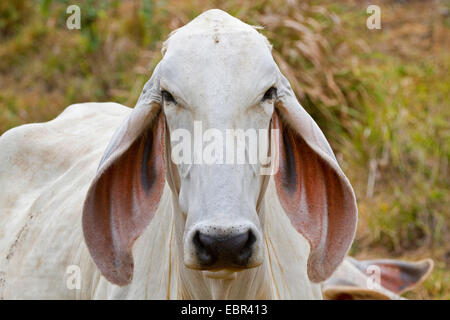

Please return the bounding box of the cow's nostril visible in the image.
[193,231,217,266]
[193,229,256,267]
[237,230,256,264]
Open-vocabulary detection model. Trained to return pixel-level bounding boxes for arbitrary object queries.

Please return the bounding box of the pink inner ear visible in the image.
[273,112,324,247]
[272,111,355,282]
[83,112,166,286]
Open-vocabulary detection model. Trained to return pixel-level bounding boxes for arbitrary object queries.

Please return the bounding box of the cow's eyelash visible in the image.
[162,90,177,104]
[262,87,277,102]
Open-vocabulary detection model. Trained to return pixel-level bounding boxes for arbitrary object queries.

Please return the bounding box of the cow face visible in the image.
[160,21,277,271]
[82,10,358,286]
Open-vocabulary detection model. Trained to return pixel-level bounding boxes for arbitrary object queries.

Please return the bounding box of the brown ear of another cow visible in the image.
[272,92,358,282]
[82,109,166,286]
[348,257,434,294]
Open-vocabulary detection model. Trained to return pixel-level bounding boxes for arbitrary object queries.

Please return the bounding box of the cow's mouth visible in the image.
[203,270,237,280]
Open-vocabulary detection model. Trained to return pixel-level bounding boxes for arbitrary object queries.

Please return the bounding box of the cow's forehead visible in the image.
[163,31,272,73]
[163,9,268,47]
[159,10,276,103]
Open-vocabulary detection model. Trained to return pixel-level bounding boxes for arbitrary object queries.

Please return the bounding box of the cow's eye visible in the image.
[162,90,176,104]
[262,87,277,102]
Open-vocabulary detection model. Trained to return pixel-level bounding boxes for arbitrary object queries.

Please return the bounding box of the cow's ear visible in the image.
[82,64,166,286]
[272,72,358,283]
[348,257,434,294]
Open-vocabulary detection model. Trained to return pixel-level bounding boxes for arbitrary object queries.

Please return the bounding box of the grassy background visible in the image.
[0,0,448,299]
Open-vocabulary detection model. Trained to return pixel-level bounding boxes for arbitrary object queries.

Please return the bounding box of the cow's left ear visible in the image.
[272,72,358,283]
[82,63,166,286]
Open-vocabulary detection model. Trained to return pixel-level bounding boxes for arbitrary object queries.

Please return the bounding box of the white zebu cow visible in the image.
[0,9,361,299]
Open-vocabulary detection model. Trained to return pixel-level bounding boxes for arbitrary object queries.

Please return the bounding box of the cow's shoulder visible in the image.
[0,102,130,170]
[0,102,130,151]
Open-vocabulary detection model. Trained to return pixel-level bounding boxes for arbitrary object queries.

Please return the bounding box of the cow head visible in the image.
[82,9,357,286]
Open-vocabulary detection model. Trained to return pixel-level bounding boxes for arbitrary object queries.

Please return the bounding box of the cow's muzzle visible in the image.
[184,223,263,271]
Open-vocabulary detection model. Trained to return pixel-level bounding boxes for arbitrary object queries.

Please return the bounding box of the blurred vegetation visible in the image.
[0,0,448,299]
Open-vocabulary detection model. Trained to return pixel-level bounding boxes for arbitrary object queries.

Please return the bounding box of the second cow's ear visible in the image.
[347,257,434,294]
[82,64,166,286]
[273,72,358,283]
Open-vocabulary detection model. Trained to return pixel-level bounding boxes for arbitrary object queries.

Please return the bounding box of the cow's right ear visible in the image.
[82,63,166,286]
